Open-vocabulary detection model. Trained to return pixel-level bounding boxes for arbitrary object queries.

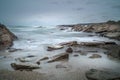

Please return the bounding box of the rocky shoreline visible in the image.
[0,21,120,80]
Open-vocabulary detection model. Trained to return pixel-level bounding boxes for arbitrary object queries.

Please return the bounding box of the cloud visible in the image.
[112,5,120,10]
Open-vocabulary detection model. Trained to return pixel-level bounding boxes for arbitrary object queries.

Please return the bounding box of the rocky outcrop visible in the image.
[71,21,120,40]
[0,24,17,50]
[86,69,120,80]
[72,22,120,32]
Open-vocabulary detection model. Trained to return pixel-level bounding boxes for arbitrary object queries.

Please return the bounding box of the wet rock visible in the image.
[17,58,32,62]
[26,55,36,58]
[86,69,120,80]
[104,32,120,40]
[89,54,102,59]
[72,21,120,33]
[80,42,105,46]
[0,24,17,50]
[66,47,73,53]
[8,48,22,52]
[36,62,40,65]
[36,57,49,65]
[73,54,79,57]
[59,41,78,46]
[16,55,36,62]
[47,53,69,63]
[99,44,120,59]
[38,57,49,61]
[11,63,40,71]
[47,45,64,51]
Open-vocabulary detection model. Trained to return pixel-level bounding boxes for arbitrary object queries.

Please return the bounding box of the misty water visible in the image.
[0,26,120,80]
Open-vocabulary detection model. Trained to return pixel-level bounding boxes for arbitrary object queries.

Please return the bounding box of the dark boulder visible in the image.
[66,47,73,53]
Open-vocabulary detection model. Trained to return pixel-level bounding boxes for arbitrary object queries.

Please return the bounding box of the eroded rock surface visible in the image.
[0,24,17,50]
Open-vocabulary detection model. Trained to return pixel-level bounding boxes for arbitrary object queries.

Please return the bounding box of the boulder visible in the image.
[47,45,64,51]
[66,47,73,53]
[47,53,69,63]
[86,69,120,80]
[11,63,40,71]
[0,24,17,50]
[59,41,78,46]
[89,54,102,59]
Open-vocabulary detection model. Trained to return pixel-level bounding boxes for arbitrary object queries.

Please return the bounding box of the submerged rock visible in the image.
[56,64,67,69]
[89,54,102,59]
[47,53,69,63]
[86,69,120,80]
[0,24,17,50]
[11,63,40,71]
[8,48,22,52]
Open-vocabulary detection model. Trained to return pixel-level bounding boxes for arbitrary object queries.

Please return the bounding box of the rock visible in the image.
[17,58,32,62]
[36,57,49,65]
[89,54,102,58]
[36,62,40,65]
[80,42,105,46]
[47,45,64,51]
[73,54,79,57]
[16,55,36,62]
[86,69,120,80]
[38,57,49,61]
[59,41,78,46]
[11,63,40,71]
[66,47,73,53]
[0,24,17,50]
[8,48,22,52]
[47,53,69,63]
[104,32,120,40]
[99,44,120,59]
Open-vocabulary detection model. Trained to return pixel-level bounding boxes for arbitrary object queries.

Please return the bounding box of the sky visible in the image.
[0,0,120,26]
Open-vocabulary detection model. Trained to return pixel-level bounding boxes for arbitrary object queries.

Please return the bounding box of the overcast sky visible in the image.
[0,0,120,26]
